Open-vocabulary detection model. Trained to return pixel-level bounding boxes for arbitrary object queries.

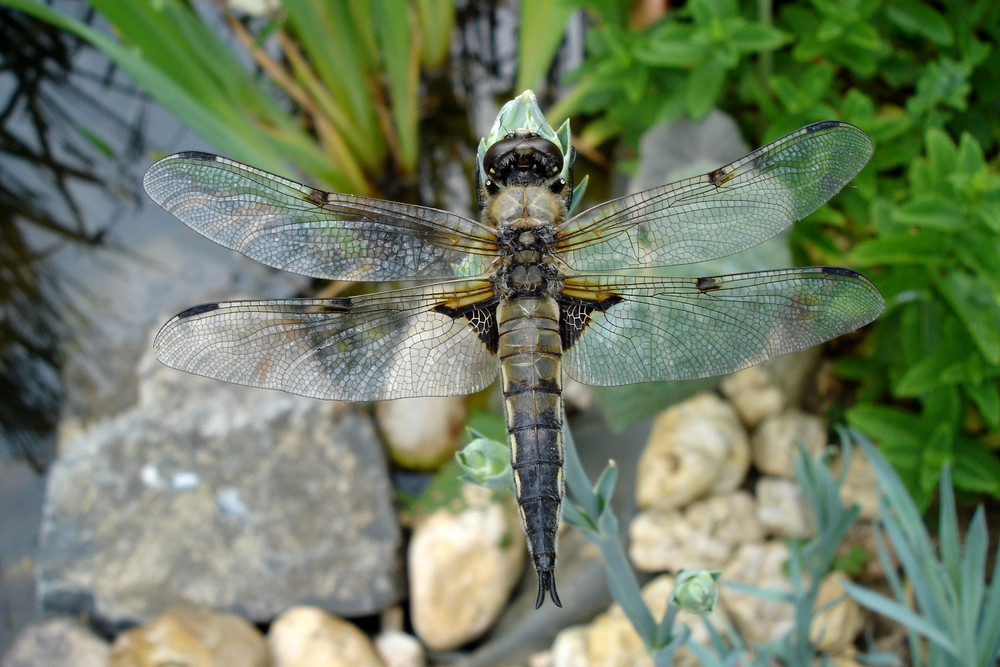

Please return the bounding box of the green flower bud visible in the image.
[456,436,511,492]
[670,569,721,615]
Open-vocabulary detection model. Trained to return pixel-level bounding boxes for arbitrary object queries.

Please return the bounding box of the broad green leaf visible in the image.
[886,0,953,46]
[730,23,789,53]
[846,404,923,445]
[924,126,958,175]
[955,241,1000,293]
[635,25,701,66]
[939,271,1000,364]
[951,437,1000,497]
[965,379,1000,430]
[685,57,727,118]
[851,232,948,266]
[893,197,966,229]
[895,345,966,396]
[955,132,988,175]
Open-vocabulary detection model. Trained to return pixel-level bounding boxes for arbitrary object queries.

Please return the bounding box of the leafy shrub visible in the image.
[555,0,1000,504]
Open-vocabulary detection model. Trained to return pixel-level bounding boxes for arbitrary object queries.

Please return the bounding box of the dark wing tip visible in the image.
[534,569,562,609]
[177,302,221,318]
[819,265,863,278]
[806,120,845,132]
[173,151,219,161]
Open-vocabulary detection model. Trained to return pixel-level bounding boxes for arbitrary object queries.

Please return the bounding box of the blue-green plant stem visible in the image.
[562,417,683,660]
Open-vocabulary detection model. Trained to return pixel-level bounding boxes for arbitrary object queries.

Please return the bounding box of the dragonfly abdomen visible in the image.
[496,295,564,608]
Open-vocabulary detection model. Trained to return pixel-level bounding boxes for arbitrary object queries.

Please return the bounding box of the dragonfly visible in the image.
[144,91,883,609]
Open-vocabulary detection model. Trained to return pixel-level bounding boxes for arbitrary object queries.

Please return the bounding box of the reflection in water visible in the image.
[0,7,147,468]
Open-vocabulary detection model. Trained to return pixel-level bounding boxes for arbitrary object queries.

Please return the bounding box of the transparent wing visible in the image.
[154,281,500,400]
[144,152,498,281]
[562,267,884,385]
[556,121,872,271]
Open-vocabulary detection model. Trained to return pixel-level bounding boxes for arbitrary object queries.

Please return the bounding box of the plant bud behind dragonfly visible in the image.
[144,91,884,608]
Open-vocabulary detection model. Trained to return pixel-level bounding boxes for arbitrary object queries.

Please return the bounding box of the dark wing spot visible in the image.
[820,266,863,278]
[175,151,218,161]
[708,167,735,186]
[314,297,353,313]
[807,120,843,132]
[178,303,221,318]
[433,299,500,354]
[558,294,624,350]
[696,276,722,292]
[303,188,329,206]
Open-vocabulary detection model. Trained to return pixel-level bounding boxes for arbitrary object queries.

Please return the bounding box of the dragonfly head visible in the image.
[477,91,581,211]
[483,129,563,188]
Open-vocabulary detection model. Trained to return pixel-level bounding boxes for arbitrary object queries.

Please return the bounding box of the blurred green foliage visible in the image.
[3,0,454,195]
[553,0,1000,507]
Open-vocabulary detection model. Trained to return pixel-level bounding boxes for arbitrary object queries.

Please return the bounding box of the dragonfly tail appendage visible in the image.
[534,555,562,608]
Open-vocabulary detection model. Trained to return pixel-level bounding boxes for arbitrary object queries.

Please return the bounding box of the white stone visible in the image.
[374,629,425,667]
[409,485,525,650]
[719,366,786,428]
[112,608,268,667]
[720,541,796,643]
[549,624,589,667]
[377,396,467,470]
[756,476,816,538]
[752,409,827,477]
[636,394,749,511]
[269,606,381,667]
[810,573,866,653]
[834,447,880,521]
[630,491,764,572]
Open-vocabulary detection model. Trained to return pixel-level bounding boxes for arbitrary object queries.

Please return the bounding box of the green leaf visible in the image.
[952,438,1000,497]
[939,271,1000,365]
[373,0,418,173]
[685,57,727,118]
[895,345,966,396]
[924,126,958,176]
[893,197,967,229]
[636,24,701,66]
[841,581,960,655]
[516,0,575,91]
[730,23,789,53]
[886,0,954,46]
[965,379,1000,430]
[955,241,1000,294]
[851,232,948,266]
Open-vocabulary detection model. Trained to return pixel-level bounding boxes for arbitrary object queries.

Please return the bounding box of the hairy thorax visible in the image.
[487,186,567,297]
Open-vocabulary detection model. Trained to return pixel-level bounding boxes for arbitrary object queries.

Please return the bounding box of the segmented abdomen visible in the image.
[497,295,564,605]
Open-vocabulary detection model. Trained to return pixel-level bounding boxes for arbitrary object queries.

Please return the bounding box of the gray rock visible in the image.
[0,616,109,667]
[39,338,402,630]
[0,461,45,653]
